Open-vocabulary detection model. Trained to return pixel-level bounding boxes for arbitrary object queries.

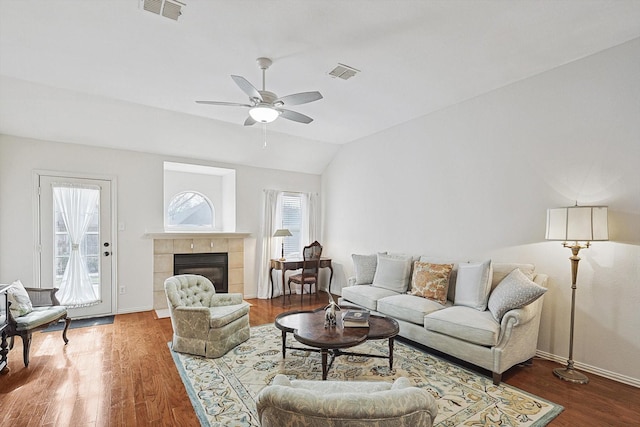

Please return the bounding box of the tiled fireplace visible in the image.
[148,232,250,310]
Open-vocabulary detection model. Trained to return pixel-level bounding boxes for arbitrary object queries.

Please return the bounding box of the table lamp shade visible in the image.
[273,229,292,238]
[546,206,608,242]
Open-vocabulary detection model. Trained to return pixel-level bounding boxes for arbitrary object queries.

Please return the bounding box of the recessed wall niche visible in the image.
[163,162,236,232]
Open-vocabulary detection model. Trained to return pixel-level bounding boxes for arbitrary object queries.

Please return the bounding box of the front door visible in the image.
[39,174,114,318]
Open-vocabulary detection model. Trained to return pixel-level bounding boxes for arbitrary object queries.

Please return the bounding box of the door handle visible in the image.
[104,251,111,256]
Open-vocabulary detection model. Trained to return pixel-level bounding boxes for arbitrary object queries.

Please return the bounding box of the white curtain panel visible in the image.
[256,189,280,299]
[53,184,100,307]
[300,193,322,246]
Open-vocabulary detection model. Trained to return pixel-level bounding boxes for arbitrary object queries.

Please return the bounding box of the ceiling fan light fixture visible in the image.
[249,105,279,123]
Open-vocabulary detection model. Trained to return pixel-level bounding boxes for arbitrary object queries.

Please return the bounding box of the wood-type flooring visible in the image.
[1,293,638,426]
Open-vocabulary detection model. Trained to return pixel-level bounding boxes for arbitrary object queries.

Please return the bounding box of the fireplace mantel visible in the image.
[144,231,251,239]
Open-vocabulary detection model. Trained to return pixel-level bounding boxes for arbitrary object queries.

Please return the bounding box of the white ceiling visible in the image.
[1,0,639,172]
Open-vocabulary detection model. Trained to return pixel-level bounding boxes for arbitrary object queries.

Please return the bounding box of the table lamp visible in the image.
[273,228,292,261]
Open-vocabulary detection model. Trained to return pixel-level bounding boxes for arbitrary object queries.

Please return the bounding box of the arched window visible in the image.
[166,191,214,229]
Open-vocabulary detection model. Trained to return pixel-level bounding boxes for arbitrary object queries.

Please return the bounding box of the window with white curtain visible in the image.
[280,193,303,258]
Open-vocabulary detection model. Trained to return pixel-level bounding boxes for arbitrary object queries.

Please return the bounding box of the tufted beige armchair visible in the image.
[256,374,438,427]
[164,274,250,358]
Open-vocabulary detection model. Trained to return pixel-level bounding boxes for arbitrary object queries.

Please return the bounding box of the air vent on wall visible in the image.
[328,63,360,80]
[141,0,185,21]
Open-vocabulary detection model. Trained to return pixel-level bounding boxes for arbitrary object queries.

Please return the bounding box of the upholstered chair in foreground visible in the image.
[256,374,438,427]
[164,274,250,358]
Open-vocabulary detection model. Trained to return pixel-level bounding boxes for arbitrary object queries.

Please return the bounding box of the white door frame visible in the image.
[33,170,118,316]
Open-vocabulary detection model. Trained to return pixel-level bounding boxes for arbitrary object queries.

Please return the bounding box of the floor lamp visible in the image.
[545,205,608,384]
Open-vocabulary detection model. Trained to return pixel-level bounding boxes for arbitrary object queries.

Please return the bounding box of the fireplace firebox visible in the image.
[173,253,228,293]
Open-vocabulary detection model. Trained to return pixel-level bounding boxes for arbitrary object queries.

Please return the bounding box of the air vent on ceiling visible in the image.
[141,0,185,21]
[328,63,360,80]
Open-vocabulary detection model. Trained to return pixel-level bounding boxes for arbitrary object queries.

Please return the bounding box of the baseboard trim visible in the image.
[117,305,153,315]
[536,350,640,388]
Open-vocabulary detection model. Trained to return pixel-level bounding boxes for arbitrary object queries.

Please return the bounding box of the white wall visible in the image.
[0,135,320,310]
[321,39,640,384]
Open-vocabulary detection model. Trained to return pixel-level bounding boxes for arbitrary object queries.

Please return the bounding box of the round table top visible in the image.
[275,308,399,350]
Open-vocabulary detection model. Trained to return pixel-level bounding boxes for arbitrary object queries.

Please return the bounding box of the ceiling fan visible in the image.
[196,57,323,126]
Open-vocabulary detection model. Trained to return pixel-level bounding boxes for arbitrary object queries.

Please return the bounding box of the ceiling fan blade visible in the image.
[244,116,257,126]
[231,75,262,101]
[275,91,323,106]
[278,109,313,124]
[196,101,252,107]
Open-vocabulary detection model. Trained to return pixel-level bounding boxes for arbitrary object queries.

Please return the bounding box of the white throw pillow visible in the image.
[488,268,547,321]
[352,253,382,285]
[454,260,493,311]
[372,254,413,293]
[7,279,34,318]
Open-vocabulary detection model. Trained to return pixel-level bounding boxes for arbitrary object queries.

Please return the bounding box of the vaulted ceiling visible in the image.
[1,1,639,173]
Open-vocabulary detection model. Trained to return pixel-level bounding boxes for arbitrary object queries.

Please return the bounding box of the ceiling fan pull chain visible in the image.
[263,123,268,148]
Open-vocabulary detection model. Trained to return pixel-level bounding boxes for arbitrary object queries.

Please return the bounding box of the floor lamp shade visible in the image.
[546,206,608,242]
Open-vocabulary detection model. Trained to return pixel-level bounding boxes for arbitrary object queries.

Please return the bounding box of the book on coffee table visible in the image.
[342,310,370,327]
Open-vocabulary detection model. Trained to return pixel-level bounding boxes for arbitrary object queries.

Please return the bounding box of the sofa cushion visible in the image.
[7,280,34,318]
[454,260,493,311]
[377,294,446,325]
[488,268,547,321]
[352,253,382,285]
[409,262,453,305]
[342,285,397,311]
[372,254,413,293]
[209,302,250,328]
[14,306,67,331]
[425,305,500,347]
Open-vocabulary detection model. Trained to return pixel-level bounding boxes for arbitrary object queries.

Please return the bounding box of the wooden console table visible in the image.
[269,258,334,298]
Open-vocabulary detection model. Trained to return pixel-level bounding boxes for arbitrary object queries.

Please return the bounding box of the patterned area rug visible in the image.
[169,324,563,427]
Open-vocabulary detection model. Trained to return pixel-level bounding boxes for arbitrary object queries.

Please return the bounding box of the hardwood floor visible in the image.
[1,294,638,426]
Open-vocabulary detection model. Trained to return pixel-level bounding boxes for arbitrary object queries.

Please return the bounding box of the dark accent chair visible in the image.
[6,287,71,367]
[287,241,323,304]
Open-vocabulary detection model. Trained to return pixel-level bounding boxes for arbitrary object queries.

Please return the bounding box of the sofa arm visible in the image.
[171,306,211,339]
[501,302,537,328]
[346,276,357,287]
[209,293,244,307]
[496,297,544,347]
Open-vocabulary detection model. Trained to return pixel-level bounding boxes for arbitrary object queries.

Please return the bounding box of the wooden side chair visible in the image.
[287,241,323,304]
[6,284,71,367]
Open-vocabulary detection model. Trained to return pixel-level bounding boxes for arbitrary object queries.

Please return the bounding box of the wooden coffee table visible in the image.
[274,308,400,380]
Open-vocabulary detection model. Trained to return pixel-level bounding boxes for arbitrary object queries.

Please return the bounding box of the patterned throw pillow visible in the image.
[488,268,547,322]
[7,279,34,318]
[409,262,454,305]
[352,253,380,285]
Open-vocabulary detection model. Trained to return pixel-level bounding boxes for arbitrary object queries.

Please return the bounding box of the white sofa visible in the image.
[339,254,548,384]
